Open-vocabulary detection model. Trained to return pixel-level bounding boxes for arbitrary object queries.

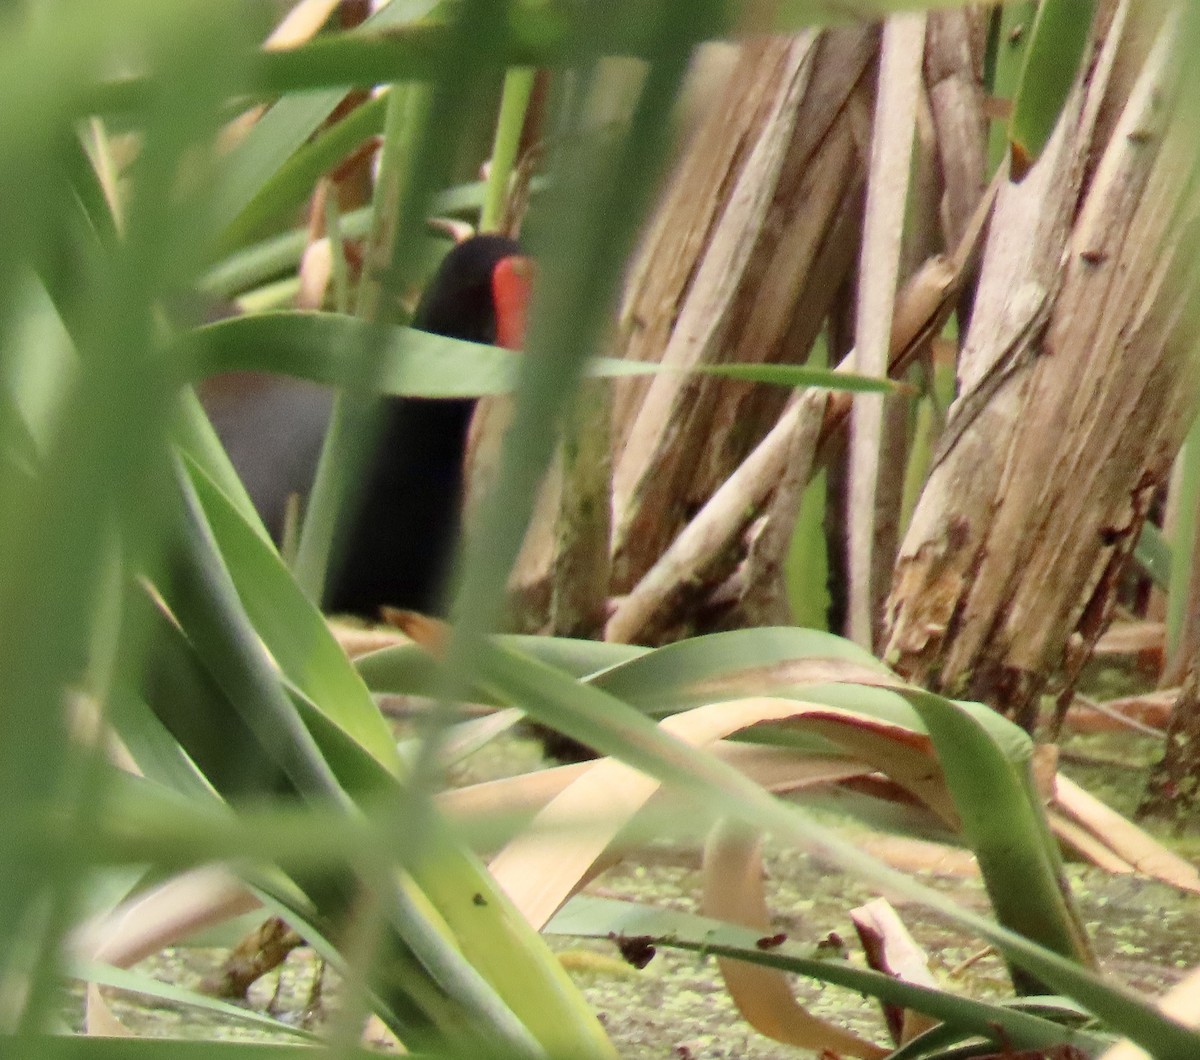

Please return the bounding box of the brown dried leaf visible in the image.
[1052,775,1200,894]
[76,868,261,1035]
[1066,690,1174,734]
[850,897,938,1044]
[1094,619,1165,656]
[485,695,955,930]
[380,608,447,653]
[703,818,888,1058]
[439,742,871,854]
[329,621,409,659]
[856,834,978,878]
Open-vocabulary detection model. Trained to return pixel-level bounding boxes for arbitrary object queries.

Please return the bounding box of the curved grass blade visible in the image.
[695,361,904,393]
[184,456,399,771]
[547,896,1112,1057]
[0,1039,390,1059]
[218,90,387,254]
[92,2,1031,115]
[70,958,319,1042]
[157,466,617,1056]
[356,633,647,700]
[456,634,1200,1058]
[211,0,439,243]
[587,627,890,713]
[174,390,272,543]
[187,310,901,399]
[189,311,524,395]
[886,995,1098,1060]
[899,689,1094,988]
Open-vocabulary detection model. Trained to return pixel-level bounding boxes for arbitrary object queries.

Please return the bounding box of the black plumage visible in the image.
[204,234,525,617]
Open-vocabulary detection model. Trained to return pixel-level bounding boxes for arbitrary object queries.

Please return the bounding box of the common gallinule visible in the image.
[203,234,531,617]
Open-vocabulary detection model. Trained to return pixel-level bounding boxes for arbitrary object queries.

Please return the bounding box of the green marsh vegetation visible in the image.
[3,1,1200,1058]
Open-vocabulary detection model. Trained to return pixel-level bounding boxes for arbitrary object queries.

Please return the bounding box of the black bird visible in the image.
[202,234,531,617]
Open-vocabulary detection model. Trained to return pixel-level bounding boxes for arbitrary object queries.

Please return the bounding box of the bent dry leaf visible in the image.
[481,692,937,929]
[439,743,870,855]
[397,626,1200,1056]
[703,818,889,1057]
[394,622,1002,927]
[1051,776,1200,894]
[76,865,265,1036]
[848,897,940,1044]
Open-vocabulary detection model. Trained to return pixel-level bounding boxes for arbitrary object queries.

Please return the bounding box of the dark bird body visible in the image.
[202,235,528,617]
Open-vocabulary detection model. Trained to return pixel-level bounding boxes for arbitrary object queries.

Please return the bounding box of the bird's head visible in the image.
[413,234,534,351]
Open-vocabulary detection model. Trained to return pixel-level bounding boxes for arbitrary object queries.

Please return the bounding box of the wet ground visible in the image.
[81,731,1200,1057]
